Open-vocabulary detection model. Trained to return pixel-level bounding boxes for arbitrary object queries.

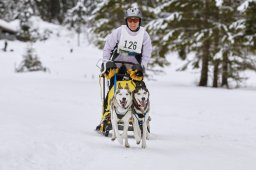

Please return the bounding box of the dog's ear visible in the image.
[118,83,122,89]
[141,81,147,88]
[125,83,130,91]
[136,81,146,88]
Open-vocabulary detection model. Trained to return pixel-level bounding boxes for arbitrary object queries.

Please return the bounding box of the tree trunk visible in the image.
[212,2,220,88]
[213,60,220,88]
[221,51,229,88]
[199,39,210,86]
[199,0,210,87]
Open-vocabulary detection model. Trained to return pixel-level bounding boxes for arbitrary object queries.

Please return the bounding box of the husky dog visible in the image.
[110,83,133,147]
[132,81,150,148]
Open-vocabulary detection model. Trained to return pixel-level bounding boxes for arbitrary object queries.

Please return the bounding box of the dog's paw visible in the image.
[111,137,116,141]
[117,137,123,145]
[136,141,141,145]
[142,142,146,149]
[125,144,130,148]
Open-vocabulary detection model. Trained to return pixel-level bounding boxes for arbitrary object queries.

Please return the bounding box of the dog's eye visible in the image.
[137,93,141,95]
[144,92,147,95]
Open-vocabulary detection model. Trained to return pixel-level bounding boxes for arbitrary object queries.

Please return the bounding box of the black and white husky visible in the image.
[110,83,133,148]
[132,81,150,148]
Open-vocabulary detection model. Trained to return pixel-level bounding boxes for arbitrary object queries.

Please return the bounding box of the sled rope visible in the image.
[114,73,117,94]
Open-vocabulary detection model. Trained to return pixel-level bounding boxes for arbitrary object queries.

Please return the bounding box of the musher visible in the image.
[96,7,152,134]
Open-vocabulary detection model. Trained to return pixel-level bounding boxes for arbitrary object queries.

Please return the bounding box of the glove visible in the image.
[104,68,119,79]
[127,68,143,81]
[101,61,117,73]
[132,64,143,72]
[132,64,144,76]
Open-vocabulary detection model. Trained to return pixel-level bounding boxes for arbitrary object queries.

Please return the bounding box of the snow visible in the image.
[238,0,256,12]
[1,24,256,170]
[0,19,17,33]
[215,0,223,7]
[213,49,223,60]
[166,12,181,22]
[29,17,62,35]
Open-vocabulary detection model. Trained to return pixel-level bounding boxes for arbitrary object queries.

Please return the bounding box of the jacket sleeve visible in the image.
[103,27,121,60]
[141,31,152,68]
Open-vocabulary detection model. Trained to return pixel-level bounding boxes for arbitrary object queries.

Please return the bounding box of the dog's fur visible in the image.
[110,83,133,147]
[132,81,150,148]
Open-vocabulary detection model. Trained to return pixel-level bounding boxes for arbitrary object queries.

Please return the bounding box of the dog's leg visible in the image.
[122,118,130,148]
[111,127,116,141]
[110,110,116,141]
[146,115,150,140]
[111,111,123,145]
[146,127,150,140]
[132,117,141,144]
[113,122,123,145]
[142,121,147,148]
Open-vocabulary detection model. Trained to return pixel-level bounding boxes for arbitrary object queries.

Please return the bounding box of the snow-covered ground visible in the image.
[1,32,256,170]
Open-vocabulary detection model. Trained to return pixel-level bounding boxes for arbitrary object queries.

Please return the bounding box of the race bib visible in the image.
[117,25,145,55]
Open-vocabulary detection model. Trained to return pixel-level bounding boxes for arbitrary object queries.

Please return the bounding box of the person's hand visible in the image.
[132,64,143,73]
[101,61,117,72]
[128,69,143,81]
[101,61,118,79]
[128,64,143,81]
[104,68,118,79]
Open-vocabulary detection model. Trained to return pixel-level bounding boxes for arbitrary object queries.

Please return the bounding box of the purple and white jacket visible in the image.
[103,25,152,68]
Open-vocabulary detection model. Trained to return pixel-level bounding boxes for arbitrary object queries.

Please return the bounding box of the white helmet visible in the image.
[125,8,142,32]
[125,8,142,20]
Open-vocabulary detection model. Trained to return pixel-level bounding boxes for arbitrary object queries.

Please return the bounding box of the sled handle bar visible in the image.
[112,61,137,65]
[97,59,138,76]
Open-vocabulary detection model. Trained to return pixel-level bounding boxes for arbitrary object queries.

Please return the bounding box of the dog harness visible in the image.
[114,106,131,120]
[133,99,150,131]
[133,111,148,134]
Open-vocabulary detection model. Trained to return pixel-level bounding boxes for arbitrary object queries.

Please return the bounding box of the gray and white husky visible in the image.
[110,83,133,148]
[132,81,150,148]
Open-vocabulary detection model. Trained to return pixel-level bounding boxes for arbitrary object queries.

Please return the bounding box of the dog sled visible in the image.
[96,60,150,137]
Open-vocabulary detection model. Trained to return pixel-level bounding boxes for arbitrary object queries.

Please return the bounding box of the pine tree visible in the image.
[35,0,72,23]
[147,0,218,85]
[215,0,256,88]
[0,0,18,21]
[16,44,46,72]
[64,0,88,46]
[147,0,256,88]
[0,1,5,19]
[17,0,34,41]
[244,0,256,52]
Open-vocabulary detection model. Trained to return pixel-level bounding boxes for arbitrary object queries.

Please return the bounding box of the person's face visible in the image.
[127,17,140,31]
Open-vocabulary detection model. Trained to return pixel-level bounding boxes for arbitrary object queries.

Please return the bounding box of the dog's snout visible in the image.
[122,97,126,101]
[142,97,145,101]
